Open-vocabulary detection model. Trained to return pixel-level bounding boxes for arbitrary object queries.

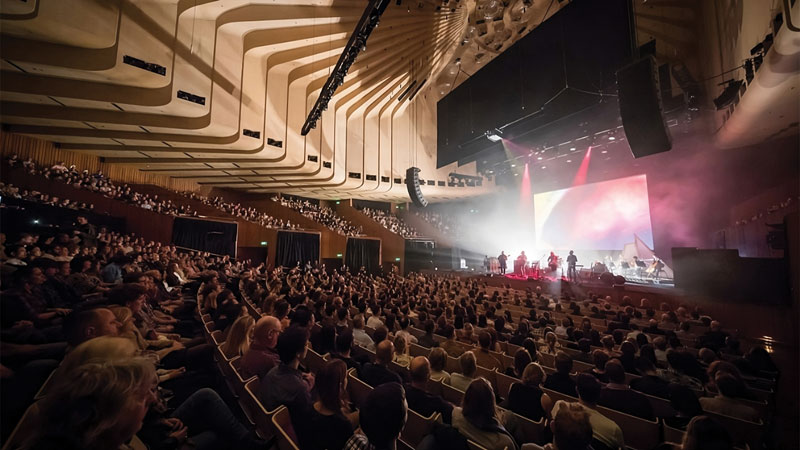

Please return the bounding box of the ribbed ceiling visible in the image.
[0,0,565,200]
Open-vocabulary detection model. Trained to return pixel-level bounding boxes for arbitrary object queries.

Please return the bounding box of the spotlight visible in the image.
[537,156,542,160]
[566,159,572,163]
[485,128,503,142]
[541,166,546,169]
[510,164,516,168]
[608,136,616,141]
[570,147,576,151]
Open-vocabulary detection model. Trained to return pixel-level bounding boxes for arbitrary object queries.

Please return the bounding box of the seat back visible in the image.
[538,352,555,368]
[495,371,519,401]
[662,420,686,445]
[272,406,300,450]
[703,410,764,450]
[442,381,465,405]
[426,378,444,397]
[243,377,280,439]
[2,402,40,450]
[446,355,461,374]
[475,365,497,392]
[347,369,373,409]
[513,411,545,445]
[210,329,224,347]
[595,405,659,450]
[409,343,429,358]
[401,410,440,448]
[302,348,327,374]
[467,439,489,450]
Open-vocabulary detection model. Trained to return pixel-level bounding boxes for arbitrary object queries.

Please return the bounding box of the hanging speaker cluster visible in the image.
[616,55,672,159]
[405,167,428,208]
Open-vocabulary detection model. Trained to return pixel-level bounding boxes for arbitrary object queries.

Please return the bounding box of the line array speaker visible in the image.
[616,56,672,158]
[405,167,428,208]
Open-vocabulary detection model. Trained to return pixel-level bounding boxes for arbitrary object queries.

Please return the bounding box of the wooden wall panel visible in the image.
[0,130,199,192]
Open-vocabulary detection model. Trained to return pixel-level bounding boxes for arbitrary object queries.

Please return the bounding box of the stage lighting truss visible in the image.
[301,0,390,135]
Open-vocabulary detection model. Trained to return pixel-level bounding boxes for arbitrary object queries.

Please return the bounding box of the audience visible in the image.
[361,340,403,387]
[543,351,577,397]
[452,378,517,450]
[527,401,594,450]
[258,326,315,424]
[575,373,625,450]
[450,351,478,391]
[359,207,420,238]
[597,360,654,420]
[404,356,454,423]
[240,316,281,379]
[298,359,357,450]
[344,382,407,450]
[506,362,552,421]
[680,415,733,450]
[274,196,361,236]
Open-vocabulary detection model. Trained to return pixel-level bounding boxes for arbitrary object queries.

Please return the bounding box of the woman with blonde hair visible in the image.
[109,307,184,369]
[393,334,412,367]
[220,315,254,359]
[452,378,518,450]
[27,357,158,450]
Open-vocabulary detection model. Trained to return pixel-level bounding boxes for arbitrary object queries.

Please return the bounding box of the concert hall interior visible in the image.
[0,1,798,450]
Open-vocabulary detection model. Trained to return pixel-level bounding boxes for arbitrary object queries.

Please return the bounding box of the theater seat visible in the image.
[243,377,282,440]
[442,380,465,404]
[347,368,373,409]
[272,406,300,450]
[401,410,441,448]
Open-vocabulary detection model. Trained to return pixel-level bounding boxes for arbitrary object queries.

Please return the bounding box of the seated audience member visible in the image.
[440,324,465,358]
[429,347,451,383]
[474,331,502,370]
[659,350,704,389]
[220,315,254,359]
[664,384,704,430]
[63,307,122,348]
[393,334,412,367]
[311,323,337,355]
[539,331,562,356]
[450,350,478,391]
[258,326,315,422]
[361,339,403,387]
[452,378,517,450]
[25,358,157,450]
[629,357,671,399]
[396,317,419,346]
[366,306,384,329]
[331,329,361,374]
[418,319,439,348]
[598,360,654,420]
[698,321,729,352]
[508,321,530,346]
[240,316,281,379]
[543,351,578,397]
[618,341,638,374]
[680,415,734,450]
[298,359,358,450]
[705,360,753,400]
[352,315,375,351]
[405,356,454,423]
[507,362,552,421]
[344,382,407,450]
[699,373,760,422]
[586,350,610,383]
[576,374,625,450]
[506,347,532,379]
[526,401,594,450]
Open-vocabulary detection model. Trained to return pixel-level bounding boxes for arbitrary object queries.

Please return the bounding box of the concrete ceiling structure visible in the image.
[0,0,567,201]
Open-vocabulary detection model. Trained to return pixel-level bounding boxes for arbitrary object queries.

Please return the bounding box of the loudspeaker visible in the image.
[613,275,626,285]
[405,167,428,208]
[616,56,672,158]
[599,272,615,285]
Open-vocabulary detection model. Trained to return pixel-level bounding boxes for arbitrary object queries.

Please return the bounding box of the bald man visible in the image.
[360,339,402,387]
[240,315,282,379]
[404,356,453,423]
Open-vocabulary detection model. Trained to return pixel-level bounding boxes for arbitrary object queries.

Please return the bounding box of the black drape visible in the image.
[345,237,381,274]
[275,231,320,267]
[172,217,237,257]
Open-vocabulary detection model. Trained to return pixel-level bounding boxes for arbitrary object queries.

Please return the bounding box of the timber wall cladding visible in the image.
[0,131,200,193]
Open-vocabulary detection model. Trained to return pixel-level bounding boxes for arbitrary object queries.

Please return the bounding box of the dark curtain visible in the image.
[345,238,381,274]
[275,231,320,267]
[404,239,435,274]
[172,217,237,257]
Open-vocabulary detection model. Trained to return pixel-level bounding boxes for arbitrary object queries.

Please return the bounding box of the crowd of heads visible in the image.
[273,196,362,236]
[358,207,420,238]
[415,209,462,237]
[6,155,197,216]
[183,192,296,230]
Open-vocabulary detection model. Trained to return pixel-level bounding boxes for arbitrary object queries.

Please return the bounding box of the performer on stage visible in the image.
[498,251,508,275]
[566,250,578,282]
[515,251,528,276]
[547,251,559,272]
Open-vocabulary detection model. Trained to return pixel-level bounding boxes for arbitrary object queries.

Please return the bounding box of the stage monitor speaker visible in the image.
[405,167,428,208]
[617,55,672,158]
[613,275,626,285]
[599,272,615,285]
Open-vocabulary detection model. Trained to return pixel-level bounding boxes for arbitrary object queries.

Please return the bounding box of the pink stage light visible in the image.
[571,145,593,186]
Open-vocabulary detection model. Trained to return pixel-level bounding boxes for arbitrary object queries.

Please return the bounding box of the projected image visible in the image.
[534,175,654,251]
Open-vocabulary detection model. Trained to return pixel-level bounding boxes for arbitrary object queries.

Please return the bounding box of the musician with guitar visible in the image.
[566,250,578,282]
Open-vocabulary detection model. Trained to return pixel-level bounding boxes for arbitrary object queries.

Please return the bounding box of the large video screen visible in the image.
[534,175,654,251]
